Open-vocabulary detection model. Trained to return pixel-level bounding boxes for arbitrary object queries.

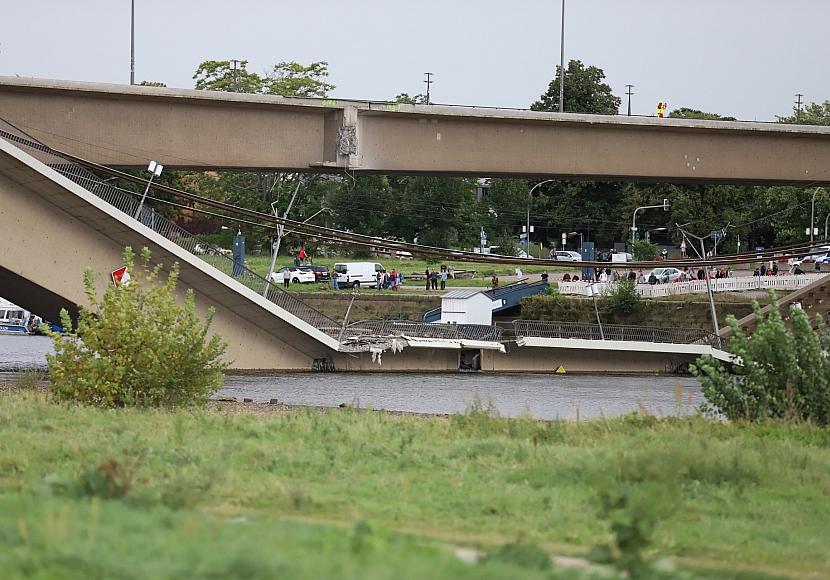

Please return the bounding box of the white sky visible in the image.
[2,0,828,120]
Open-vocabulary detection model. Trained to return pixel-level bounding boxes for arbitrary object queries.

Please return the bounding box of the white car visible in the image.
[271,267,316,284]
[552,250,582,262]
[646,267,683,283]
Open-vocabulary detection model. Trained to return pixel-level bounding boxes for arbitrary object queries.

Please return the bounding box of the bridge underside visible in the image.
[0,78,828,184]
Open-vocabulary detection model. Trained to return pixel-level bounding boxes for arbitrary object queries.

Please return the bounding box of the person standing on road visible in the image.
[440,268,447,290]
[431,269,439,290]
[283,267,291,288]
[515,267,523,280]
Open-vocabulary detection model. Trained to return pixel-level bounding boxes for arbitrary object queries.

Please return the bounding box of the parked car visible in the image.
[646,267,683,283]
[300,265,329,282]
[552,250,582,262]
[271,267,315,284]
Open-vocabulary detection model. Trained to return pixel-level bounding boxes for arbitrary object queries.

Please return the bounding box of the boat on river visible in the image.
[0,298,31,334]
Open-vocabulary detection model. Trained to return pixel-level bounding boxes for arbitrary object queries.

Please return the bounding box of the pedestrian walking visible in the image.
[425,268,430,291]
[491,275,499,289]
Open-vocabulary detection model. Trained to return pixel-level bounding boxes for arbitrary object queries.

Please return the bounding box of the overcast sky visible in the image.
[2,1,827,121]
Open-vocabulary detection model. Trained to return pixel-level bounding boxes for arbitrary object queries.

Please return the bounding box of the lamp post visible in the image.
[567,231,583,252]
[824,211,830,240]
[631,199,670,243]
[130,0,135,85]
[527,179,557,251]
[810,187,823,243]
[559,0,565,113]
[134,160,163,219]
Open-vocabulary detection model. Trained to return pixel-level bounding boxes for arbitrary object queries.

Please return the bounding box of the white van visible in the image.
[333,262,386,288]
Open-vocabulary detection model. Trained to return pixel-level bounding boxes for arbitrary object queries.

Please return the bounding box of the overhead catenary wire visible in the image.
[63,150,830,271]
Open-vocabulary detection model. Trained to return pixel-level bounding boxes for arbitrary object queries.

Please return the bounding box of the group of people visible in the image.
[424,265,453,290]
[292,247,308,268]
[376,269,403,290]
[753,262,780,276]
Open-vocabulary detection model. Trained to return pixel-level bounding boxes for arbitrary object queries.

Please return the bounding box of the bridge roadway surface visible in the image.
[0,128,735,373]
[0,77,829,184]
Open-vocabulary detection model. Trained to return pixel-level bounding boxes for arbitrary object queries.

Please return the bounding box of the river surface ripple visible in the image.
[0,335,702,420]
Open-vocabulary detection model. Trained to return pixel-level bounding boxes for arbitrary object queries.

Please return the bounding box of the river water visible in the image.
[0,335,702,420]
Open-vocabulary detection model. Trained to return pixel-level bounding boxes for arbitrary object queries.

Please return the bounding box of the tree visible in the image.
[669,107,736,121]
[45,247,227,408]
[531,60,621,114]
[264,61,334,98]
[691,296,830,425]
[778,100,830,125]
[395,93,428,105]
[193,60,264,93]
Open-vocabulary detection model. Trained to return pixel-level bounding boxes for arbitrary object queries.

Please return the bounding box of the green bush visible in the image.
[45,247,228,408]
[630,239,660,261]
[691,295,830,425]
[599,278,645,318]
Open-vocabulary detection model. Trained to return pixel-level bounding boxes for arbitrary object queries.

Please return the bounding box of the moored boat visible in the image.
[0,298,31,335]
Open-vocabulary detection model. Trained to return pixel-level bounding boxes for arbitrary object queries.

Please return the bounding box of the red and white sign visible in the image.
[111,266,130,287]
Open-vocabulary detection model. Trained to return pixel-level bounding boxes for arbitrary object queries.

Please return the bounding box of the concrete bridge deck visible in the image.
[0,77,828,184]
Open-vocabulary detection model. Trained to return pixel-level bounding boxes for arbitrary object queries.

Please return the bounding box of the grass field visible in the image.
[2,388,829,578]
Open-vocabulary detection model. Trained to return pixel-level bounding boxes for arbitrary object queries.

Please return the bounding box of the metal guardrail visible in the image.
[345,320,503,343]
[513,320,723,349]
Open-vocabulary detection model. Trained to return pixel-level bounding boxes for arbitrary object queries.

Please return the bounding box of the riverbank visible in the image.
[2,388,829,578]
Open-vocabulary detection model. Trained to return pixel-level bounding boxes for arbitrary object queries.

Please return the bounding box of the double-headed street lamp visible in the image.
[134,160,163,219]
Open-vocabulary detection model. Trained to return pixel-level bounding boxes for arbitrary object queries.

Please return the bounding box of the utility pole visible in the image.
[130,0,135,85]
[558,0,565,113]
[424,72,434,105]
[230,59,241,93]
[625,84,634,116]
[795,93,804,123]
[676,223,720,336]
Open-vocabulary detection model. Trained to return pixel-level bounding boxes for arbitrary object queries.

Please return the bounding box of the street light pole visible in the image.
[130,0,135,85]
[134,160,163,219]
[810,187,822,243]
[558,0,565,113]
[631,200,670,243]
[824,211,830,240]
[625,84,634,116]
[528,179,557,251]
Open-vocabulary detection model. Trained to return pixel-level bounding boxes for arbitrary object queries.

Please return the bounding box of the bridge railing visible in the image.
[344,320,503,343]
[513,320,723,349]
[0,119,342,337]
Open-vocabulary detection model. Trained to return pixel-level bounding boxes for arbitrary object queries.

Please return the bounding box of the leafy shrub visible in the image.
[45,247,228,408]
[630,239,660,261]
[599,278,645,318]
[691,295,830,425]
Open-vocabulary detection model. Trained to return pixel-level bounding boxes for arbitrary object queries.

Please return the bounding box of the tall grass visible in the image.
[1,391,829,577]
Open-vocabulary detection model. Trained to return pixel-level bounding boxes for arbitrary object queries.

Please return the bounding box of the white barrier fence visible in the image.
[558,273,828,298]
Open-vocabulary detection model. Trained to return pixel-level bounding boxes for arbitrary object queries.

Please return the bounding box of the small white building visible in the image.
[439,290,493,325]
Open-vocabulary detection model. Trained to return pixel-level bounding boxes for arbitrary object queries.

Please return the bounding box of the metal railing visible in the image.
[513,320,723,349]
[344,320,503,342]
